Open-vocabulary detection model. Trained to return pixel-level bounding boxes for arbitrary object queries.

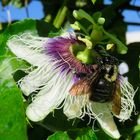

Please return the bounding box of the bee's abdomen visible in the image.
[90,77,115,102]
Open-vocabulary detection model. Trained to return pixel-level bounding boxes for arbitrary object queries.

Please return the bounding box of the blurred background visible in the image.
[0,0,140,43]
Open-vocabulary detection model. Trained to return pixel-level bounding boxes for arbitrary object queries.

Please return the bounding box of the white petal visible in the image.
[91,102,120,139]
[115,76,136,121]
[26,72,73,122]
[63,94,89,119]
[7,33,48,67]
[19,63,54,96]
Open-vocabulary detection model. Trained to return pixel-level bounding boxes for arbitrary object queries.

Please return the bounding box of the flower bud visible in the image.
[71,22,80,30]
[98,17,105,25]
[73,10,82,20]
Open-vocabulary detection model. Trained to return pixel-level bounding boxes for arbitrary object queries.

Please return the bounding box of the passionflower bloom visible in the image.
[7,32,136,139]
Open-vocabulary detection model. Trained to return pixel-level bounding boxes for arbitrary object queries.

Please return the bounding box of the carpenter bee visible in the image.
[69,56,121,115]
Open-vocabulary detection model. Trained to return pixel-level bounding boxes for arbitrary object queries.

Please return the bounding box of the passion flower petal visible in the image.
[115,75,137,121]
[63,94,89,119]
[26,71,74,122]
[7,33,48,67]
[91,102,121,139]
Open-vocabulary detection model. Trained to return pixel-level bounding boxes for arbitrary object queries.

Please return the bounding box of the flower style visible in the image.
[7,32,136,139]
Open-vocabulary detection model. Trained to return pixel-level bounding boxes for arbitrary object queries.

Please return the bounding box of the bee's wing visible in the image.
[69,71,98,96]
[69,78,91,96]
[112,79,121,115]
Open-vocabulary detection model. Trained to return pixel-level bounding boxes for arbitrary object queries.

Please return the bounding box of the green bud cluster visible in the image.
[71,9,128,64]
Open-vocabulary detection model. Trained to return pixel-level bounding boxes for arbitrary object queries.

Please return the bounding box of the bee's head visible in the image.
[97,56,119,66]
[97,56,119,81]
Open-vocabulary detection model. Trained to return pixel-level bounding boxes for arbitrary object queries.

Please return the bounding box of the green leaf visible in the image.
[68,128,98,140]
[0,57,28,140]
[0,80,28,140]
[133,125,140,134]
[91,0,96,4]
[134,132,140,140]
[47,128,98,140]
[0,19,36,56]
[95,129,115,140]
[48,131,70,140]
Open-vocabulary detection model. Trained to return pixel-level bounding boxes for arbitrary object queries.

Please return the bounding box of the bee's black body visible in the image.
[90,73,116,102]
[89,56,118,103]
